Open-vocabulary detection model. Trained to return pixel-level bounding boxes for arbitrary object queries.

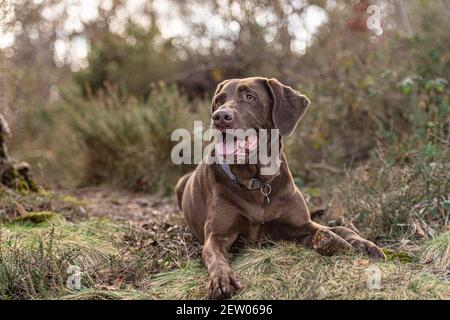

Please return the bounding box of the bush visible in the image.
[337,142,449,243]
[284,1,449,181]
[74,23,178,98]
[61,83,209,193]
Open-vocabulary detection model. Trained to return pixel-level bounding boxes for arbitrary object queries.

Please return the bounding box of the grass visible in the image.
[13,211,67,224]
[337,144,449,243]
[0,196,448,300]
[421,232,450,271]
[0,188,88,221]
[145,241,449,300]
[0,191,201,300]
[0,216,121,299]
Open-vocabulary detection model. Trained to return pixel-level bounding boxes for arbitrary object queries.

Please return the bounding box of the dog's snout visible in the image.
[212,110,234,128]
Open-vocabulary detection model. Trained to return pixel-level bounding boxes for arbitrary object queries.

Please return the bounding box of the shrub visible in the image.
[61,83,209,193]
[337,142,449,243]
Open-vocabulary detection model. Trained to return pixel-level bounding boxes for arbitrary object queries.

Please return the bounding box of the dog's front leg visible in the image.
[328,226,386,260]
[292,222,385,260]
[202,232,242,299]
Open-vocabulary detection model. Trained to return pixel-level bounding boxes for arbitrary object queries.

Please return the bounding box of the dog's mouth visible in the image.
[215,132,258,157]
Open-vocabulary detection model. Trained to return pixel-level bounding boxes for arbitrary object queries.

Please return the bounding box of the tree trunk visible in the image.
[0,113,40,192]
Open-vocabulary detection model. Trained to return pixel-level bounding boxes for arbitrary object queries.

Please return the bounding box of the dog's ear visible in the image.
[211,79,231,112]
[266,78,310,136]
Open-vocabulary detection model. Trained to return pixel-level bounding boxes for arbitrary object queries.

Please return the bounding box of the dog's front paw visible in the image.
[207,269,242,299]
[351,238,386,260]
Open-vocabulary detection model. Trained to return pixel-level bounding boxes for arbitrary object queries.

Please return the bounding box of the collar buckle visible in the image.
[219,162,278,191]
[249,179,262,190]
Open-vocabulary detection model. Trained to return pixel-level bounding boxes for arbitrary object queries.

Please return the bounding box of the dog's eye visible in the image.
[245,94,255,101]
[215,99,223,106]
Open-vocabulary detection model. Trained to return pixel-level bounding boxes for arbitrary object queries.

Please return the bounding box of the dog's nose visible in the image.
[212,110,234,128]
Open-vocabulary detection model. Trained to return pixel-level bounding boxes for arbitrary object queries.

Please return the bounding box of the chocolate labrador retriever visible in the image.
[176,77,385,299]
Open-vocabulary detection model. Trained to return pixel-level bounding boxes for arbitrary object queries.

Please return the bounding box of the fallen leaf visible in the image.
[357,259,369,266]
[414,223,426,239]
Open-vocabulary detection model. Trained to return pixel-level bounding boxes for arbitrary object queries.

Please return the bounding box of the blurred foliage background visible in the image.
[0,0,448,202]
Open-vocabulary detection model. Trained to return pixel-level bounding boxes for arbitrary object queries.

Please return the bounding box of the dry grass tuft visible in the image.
[141,241,450,300]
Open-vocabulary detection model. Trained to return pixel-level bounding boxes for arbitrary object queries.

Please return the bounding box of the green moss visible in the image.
[13,211,66,225]
[382,248,414,263]
[59,195,87,206]
[1,167,41,194]
[26,179,43,193]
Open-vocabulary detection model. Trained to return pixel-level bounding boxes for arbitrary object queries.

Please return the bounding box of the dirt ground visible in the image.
[60,188,181,226]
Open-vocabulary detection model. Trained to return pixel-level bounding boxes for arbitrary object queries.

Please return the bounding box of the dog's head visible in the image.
[211,77,310,157]
[211,77,310,136]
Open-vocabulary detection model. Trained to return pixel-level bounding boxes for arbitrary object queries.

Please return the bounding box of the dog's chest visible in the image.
[244,222,263,242]
[240,205,282,241]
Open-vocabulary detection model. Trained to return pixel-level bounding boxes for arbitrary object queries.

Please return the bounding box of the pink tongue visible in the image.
[215,135,258,156]
[215,141,238,156]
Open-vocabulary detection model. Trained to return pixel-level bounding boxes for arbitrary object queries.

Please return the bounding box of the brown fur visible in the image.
[176,77,385,299]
